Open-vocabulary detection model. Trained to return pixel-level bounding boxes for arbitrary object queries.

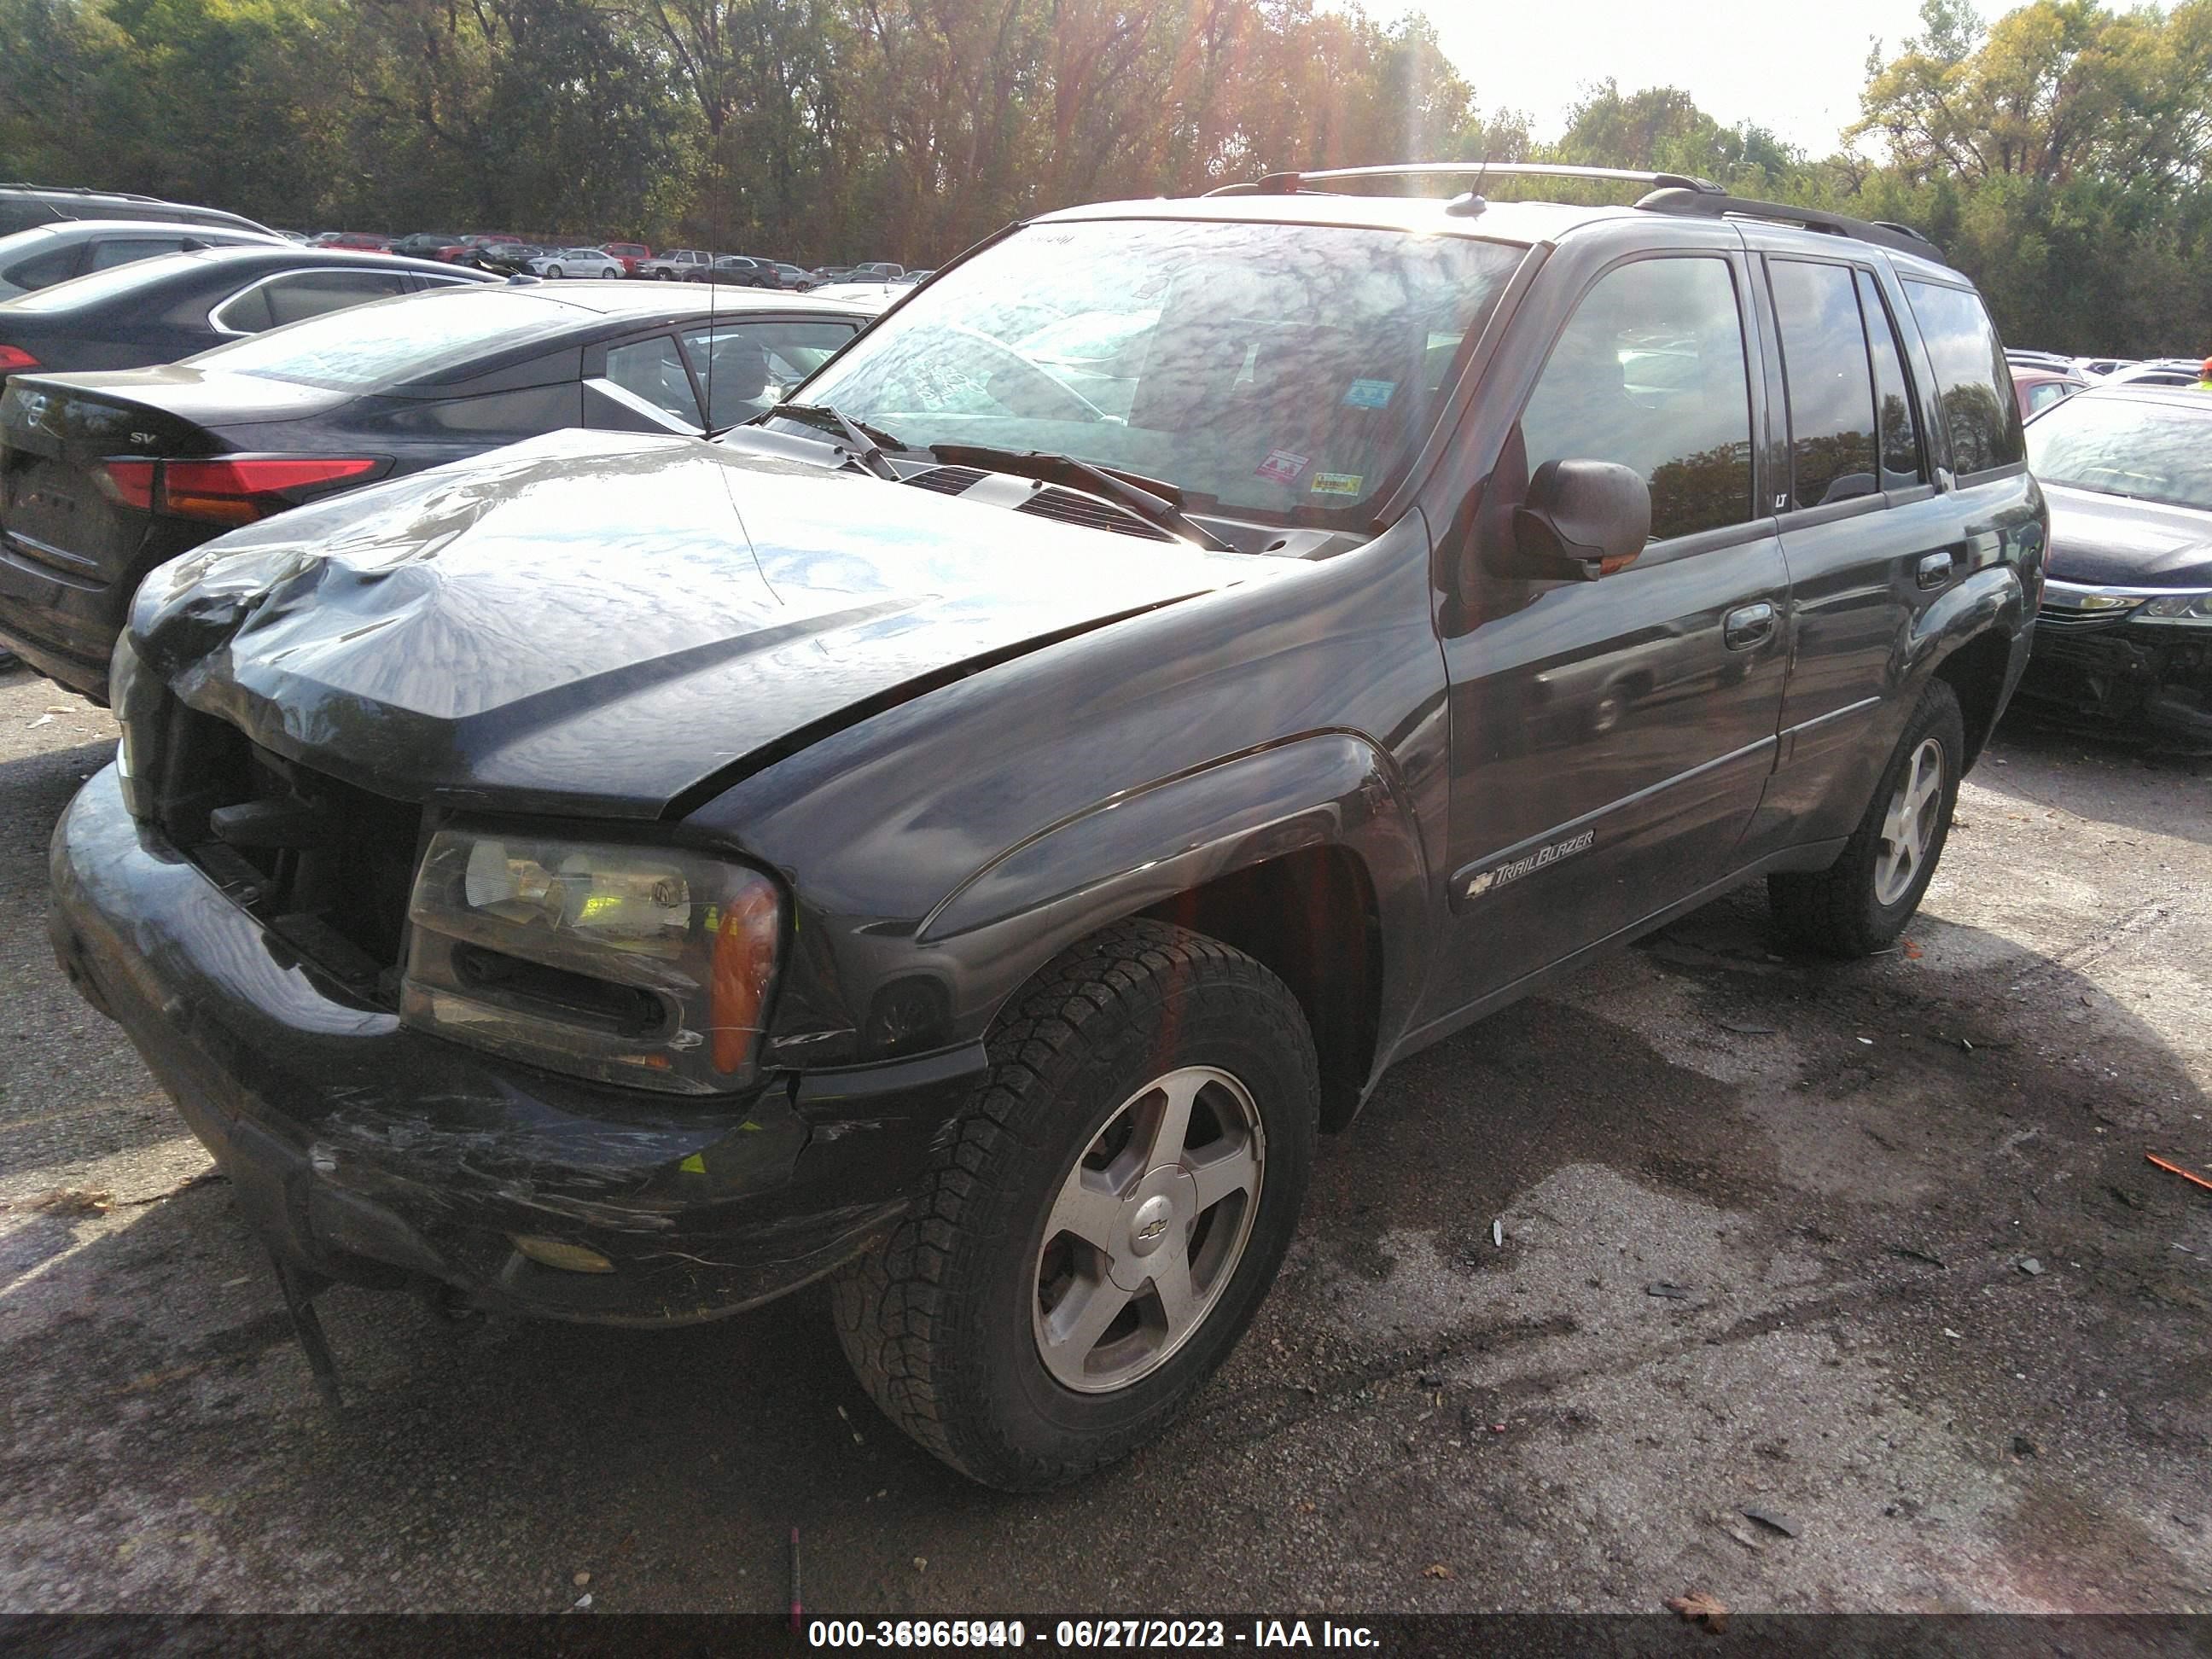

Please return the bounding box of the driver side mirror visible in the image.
[1504,458,1651,581]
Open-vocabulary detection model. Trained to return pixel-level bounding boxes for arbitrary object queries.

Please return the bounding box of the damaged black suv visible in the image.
[49,165,2045,1490]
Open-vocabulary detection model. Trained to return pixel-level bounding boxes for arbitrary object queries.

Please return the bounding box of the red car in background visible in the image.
[309,231,394,253]
[602,241,651,275]
[2011,364,2087,419]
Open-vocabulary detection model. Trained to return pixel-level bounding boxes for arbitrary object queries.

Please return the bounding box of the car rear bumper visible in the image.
[0,533,119,701]
[49,765,985,1325]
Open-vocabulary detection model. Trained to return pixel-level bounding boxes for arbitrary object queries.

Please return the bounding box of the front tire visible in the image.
[832,919,1318,1490]
[1769,678,1965,958]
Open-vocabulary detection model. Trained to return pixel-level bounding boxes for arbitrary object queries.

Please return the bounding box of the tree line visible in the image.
[2,0,2209,356]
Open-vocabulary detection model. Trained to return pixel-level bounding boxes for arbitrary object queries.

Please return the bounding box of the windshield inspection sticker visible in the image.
[1464,829,1596,901]
[1254,448,1309,484]
[1343,377,1396,409]
[1309,472,1364,497]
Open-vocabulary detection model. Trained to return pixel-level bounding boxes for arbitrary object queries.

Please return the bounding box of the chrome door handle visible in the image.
[1918,551,1955,590]
[1724,602,1776,650]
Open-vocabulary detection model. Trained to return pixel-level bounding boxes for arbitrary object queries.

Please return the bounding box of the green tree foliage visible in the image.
[0,0,2204,353]
[1845,0,2212,352]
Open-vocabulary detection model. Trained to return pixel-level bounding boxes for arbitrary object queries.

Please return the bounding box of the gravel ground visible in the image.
[0,658,2207,1615]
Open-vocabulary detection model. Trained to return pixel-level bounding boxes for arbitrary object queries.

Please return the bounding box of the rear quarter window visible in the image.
[3,245,79,290]
[1902,280,2024,478]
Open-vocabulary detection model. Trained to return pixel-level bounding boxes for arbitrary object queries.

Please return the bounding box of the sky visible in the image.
[1383,0,2005,155]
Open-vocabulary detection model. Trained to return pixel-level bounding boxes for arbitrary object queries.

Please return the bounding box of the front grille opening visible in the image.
[451,944,670,1039]
[167,721,425,998]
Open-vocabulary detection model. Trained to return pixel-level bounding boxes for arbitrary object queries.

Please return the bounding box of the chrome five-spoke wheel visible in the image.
[1874,735,1945,906]
[1033,1065,1265,1394]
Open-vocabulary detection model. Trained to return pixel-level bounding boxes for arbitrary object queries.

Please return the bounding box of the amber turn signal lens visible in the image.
[711,880,780,1074]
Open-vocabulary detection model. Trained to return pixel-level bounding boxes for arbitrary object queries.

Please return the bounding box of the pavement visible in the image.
[0,658,2207,1615]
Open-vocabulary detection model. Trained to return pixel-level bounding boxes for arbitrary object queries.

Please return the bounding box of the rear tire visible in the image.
[832,919,1318,1490]
[1768,678,1964,958]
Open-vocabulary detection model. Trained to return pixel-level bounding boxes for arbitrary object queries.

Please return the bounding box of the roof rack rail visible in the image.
[1204,162,1725,198]
[0,183,169,203]
[1635,186,1941,259]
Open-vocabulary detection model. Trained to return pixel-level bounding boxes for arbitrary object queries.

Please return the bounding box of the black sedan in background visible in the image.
[0,245,490,385]
[2020,384,2212,748]
[0,282,877,699]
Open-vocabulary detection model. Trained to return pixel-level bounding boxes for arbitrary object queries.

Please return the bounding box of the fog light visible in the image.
[510,1235,615,1274]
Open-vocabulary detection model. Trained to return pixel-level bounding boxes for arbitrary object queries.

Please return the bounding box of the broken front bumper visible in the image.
[2015,618,2212,748]
[48,765,982,1325]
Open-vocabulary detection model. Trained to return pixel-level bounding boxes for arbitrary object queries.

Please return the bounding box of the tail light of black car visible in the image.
[97,456,383,527]
[0,346,38,375]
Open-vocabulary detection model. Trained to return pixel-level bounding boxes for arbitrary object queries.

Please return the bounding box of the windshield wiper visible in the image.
[736,402,903,479]
[928,444,1234,552]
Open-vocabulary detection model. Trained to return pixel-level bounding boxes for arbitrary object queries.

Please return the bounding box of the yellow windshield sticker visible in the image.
[1309,472,1364,497]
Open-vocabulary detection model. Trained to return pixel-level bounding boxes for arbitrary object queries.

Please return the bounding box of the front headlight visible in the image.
[2137,591,2212,625]
[400,827,780,1094]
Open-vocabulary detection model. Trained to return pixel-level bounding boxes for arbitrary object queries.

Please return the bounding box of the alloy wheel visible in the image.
[1032,1066,1266,1394]
[1874,736,1946,906]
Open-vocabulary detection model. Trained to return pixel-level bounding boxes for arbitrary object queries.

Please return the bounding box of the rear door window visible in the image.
[1768,259,1878,510]
[1901,280,2025,477]
[1855,271,1926,490]
[680,318,859,428]
[605,334,702,426]
[1520,255,1755,543]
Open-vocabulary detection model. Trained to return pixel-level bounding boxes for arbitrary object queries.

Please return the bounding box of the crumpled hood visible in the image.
[131,428,1266,819]
[2044,484,2212,589]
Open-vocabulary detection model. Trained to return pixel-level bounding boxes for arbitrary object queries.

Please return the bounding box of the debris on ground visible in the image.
[572,1569,590,1587]
[112,1363,207,1395]
[1645,1282,1694,1300]
[2012,1436,2039,1458]
[119,1170,227,1206]
[571,1593,592,1611]
[1711,1511,1765,1552]
[1719,1020,1776,1035]
[2147,1153,2212,1194]
[1492,1219,1504,1249]
[2019,1258,2046,1276]
[24,1186,113,1215]
[1890,1245,1947,1267]
[1665,1590,1730,1632]
[1421,1562,1454,1580]
[1743,1505,1801,1538]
